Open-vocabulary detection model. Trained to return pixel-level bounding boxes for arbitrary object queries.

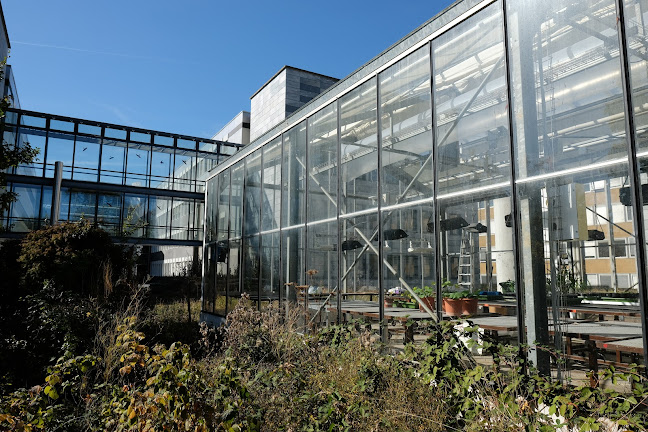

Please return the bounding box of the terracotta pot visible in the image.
[443,298,463,316]
[461,298,478,316]
[384,298,394,308]
[418,296,435,312]
[443,298,478,316]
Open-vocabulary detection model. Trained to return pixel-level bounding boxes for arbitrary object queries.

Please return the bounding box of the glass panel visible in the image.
[148,196,171,239]
[45,132,75,179]
[221,144,238,156]
[261,137,282,232]
[40,186,52,225]
[171,198,192,240]
[100,139,127,184]
[97,193,122,235]
[196,152,220,186]
[20,115,46,128]
[282,227,305,301]
[130,131,151,143]
[625,0,648,370]
[59,188,70,222]
[15,127,46,176]
[306,221,338,325]
[380,46,433,205]
[5,110,17,125]
[382,203,437,347]
[433,2,509,196]
[104,128,127,140]
[432,2,519,360]
[206,176,218,243]
[281,122,307,227]
[509,0,641,377]
[509,0,627,180]
[8,184,41,232]
[339,212,379,299]
[72,135,101,182]
[154,135,174,146]
[307,103,338,223]
[78,124,101,136]
[50,119,74,132]
[218,170,231,242]
[194,201,204,241]
[173,149,196,192]
[124,194,147,238]
[68,190,96,221]
[243,150,262,236]
[242,235,260,302]
[260,231,281,302]
[150,147,173,189]
[125,143,150,187]
[339,79,378,214]
[204,243,217,314]
[230,161,244,238]
[227,239,241,304]
[177,138,196,149]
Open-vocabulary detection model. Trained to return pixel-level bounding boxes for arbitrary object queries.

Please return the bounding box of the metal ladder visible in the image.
[458,230,473,290]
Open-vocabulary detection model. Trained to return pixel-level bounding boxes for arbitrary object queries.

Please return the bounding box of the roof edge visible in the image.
[250,65,338,100]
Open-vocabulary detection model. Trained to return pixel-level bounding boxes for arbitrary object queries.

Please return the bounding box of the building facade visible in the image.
[203,0,648,378]
[250,66,338,142]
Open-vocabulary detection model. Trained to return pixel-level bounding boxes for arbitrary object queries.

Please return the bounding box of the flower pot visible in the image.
[443,298,478,316]
[384,297,394,308]
[443,298,463,316]
[461,298,478,315]
[418,296,435,312]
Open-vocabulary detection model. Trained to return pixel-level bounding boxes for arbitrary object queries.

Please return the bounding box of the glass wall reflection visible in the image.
[203,0,648,378]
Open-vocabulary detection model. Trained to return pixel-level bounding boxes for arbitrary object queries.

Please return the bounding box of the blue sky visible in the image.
[3,0,454,139]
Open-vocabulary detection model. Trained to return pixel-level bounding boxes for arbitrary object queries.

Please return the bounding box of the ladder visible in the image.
[458,230,473,290]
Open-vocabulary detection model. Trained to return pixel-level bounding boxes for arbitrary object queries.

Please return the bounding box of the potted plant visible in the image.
[384,287,403,308]
[306,269,320,295]
[443,290,478,316]
[413,285,435,312]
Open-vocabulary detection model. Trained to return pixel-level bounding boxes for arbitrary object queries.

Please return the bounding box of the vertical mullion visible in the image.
[336,99,343,324]
[429,41,443,321]
[376,75,386,342]
[279,134,285,314]
[258,150,264,310]
[615,0,648,371]
[501,0,528,372]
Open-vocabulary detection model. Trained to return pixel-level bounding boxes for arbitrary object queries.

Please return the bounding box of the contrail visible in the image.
[12,40,197,65]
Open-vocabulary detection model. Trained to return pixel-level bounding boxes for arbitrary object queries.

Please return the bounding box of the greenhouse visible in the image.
[203,0,648,378]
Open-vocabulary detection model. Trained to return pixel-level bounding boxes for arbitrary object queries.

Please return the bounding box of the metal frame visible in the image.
[615,0,648,370]
[501,0,527,371]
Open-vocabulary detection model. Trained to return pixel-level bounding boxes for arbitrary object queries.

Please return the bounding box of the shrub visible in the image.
[18,220,135,296]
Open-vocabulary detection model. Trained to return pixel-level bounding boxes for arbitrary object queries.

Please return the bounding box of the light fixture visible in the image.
[439,216,469,231]
[341,239,363,251]
[384,241,391,251]
[372,228,408,241]
[407,241,414,253]
[588,230,605,241]
[463,222,487,233]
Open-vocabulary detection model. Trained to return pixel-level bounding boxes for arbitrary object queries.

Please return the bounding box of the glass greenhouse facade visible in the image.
[204,0,648,377]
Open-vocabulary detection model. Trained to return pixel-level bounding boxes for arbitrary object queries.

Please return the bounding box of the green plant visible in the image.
[413,285,435,298]
[443,290,476,299]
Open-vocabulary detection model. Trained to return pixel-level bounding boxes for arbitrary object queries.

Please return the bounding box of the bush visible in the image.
[18,220,135,296]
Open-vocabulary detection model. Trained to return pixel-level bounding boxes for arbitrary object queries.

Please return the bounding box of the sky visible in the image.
[2,0,455,139]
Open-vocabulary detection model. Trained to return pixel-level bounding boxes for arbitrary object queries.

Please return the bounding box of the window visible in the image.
[598,242,610,258]
[613,240,627,258]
